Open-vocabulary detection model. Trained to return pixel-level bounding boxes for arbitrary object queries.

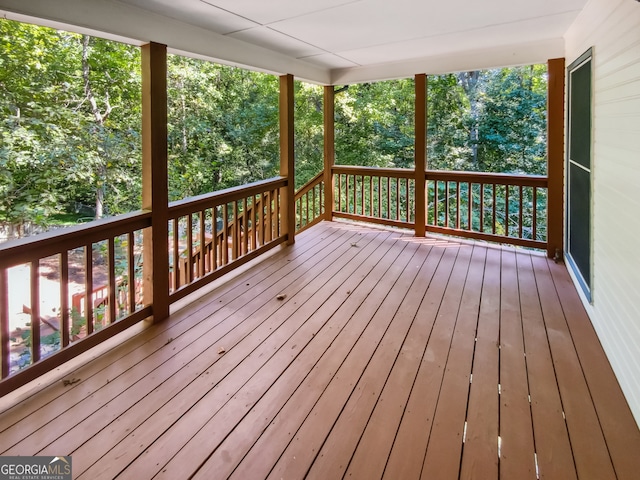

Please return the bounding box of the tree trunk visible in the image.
[81,35,112,219]
[458,71,481,168]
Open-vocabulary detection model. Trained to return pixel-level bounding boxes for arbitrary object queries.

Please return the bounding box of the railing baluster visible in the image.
[369,176,373,217]
[518,185,524,239]
[187,213,195,280]
[533,187,538,241]
[231,203,238,261]
[312,185,317,224]
[396,178,400,221]
[434,181,439,226]
[492,184,497,235]
[85,244,94,336]
[61,251,70,346]
[405,178,410,223]
[480,184,485,233]
[445,181,450,228]
[223,204,230,264]
[199,210,207,275]
[1,268,8,378]
[467,183,472,230]
[128,232,136,312]
[505,185,510,237]
[353,175,357,215]
[30,261,41,363]
[455,181,461,229]
[345,175,350,214]
[258,193,265,246]
[242,198,249,256]
[212,206,219,270]
[361,176,365,216]
[172,218,179,291]
[252,197,258,250]
[108,238,116,324]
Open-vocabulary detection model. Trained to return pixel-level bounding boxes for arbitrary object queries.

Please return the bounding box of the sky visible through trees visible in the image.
[0,19,548,240]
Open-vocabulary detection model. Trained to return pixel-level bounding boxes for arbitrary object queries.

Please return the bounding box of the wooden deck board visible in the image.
[517,253,576,480]
[420,245,485,480]
[76,227,392,478]
[0,221,637,480]
[533,255,617,480]
[130,229,399,480]
[459,247,501,480]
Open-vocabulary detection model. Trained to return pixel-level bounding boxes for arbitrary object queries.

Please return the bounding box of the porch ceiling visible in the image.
[0,0,587,83]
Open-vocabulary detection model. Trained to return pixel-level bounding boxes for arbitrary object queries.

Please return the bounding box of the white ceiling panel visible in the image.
[299,52,360,69]
[118,0,256,34]
[338,10,579,66]
[205,0,364,26]
[228,26,325,59]
[1,0,590,83]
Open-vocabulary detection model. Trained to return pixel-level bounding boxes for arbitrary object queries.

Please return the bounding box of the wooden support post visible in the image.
[415,74,427,237]
[547,58,565,259]
[142,42,169,322]
[280,74,296,245]
[324,85,335,221]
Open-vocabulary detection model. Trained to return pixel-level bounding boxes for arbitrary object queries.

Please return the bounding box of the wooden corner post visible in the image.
[324,85,335,221]
[547,58,565,259]
[415,74,427,237]
[142,42,169,322]
[279,74,296,245]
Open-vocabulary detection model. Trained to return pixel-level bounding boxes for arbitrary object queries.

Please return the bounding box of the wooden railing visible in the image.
[329,166,548,249]
[426,170,547,249]
[332,166,415,229]
[167,177,287,303]
[294,171,325,233]
[0,177,288,395]
[0,211,152,393]
[0,167,546,395]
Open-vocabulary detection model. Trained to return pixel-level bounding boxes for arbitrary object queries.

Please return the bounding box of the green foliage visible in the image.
[335,79,415,168]
[0,19,142,234]
[1,18,549,239]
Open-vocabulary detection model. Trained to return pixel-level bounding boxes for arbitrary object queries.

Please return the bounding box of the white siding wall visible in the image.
[565,0,640,425]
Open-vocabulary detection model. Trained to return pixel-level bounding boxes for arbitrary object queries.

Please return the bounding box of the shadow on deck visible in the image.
[1,221,639,479]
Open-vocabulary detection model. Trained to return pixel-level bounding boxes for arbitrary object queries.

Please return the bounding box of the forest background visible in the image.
[0,19,548,240]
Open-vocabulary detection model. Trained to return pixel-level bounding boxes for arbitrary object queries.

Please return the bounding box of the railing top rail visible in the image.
[425,169,547,187]
[0,210,152,269]
[295,171,324,200]
[168,176,287,218]
[331,165,547,187]
[332,165,415,178]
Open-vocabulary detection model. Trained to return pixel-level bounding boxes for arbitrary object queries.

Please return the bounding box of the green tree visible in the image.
[335,79,414,168]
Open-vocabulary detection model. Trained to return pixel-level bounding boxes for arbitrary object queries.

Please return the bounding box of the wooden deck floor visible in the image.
[1,221,639,480]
